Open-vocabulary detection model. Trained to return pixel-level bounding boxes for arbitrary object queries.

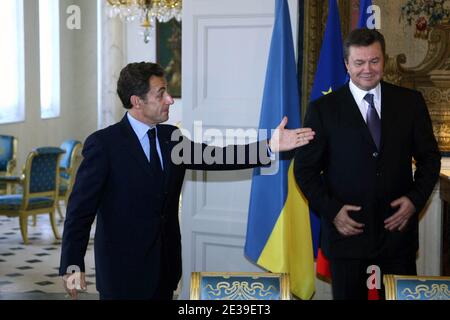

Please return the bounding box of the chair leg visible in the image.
[57,200,64,220]
[32,214,37,226]
[19,213,29,244]
[49,209,61,240]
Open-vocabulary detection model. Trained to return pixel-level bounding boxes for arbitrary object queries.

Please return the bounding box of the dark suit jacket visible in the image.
[59,115,270,299]
[294,81,441,260]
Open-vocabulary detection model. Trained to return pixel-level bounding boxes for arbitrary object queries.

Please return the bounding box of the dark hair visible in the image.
[117,62,165,109]
[343,28,386,62]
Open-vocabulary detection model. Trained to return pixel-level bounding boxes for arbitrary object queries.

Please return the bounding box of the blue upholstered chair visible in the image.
[0,135,18,194]
[0,147,65,244]
[190,272,291,300]
[57,140,82,219]
[384,274,450,300]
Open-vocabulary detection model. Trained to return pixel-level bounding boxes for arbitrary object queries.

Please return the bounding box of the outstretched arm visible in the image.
[177,117,315,171]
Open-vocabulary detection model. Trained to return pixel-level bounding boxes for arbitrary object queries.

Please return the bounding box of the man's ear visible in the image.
[130,95,141,108]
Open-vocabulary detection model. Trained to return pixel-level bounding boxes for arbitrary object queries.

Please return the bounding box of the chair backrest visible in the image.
[190,272,291,300]
[22,147,65,205]
[59,140,82,172]
[384,274,450,300]
[0,135,17,174]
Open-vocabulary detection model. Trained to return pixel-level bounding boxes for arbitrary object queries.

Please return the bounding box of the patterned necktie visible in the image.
[147,128,163,179]
[364,93,381,150]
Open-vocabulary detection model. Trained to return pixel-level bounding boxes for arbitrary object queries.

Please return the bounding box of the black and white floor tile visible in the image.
[0,213,99,300]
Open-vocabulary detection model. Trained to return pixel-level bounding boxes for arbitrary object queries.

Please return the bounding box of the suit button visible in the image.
[372,152,379,158]
[376,172,380,177]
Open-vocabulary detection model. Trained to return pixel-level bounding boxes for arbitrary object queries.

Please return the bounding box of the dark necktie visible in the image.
[364,93,381,150]
[147,128,163,179]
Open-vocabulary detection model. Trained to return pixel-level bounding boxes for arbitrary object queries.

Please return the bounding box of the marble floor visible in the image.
[0,213,99,300]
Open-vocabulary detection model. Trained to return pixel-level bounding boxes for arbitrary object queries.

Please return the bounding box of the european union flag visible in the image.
[310,0,347,102]
[358,0,374,28]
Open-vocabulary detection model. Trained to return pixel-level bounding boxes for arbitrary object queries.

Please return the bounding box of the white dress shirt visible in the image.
[127,112,164,169]
[348,80,382,122]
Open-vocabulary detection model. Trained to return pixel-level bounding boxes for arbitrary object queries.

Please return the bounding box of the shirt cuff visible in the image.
[267,143,276,160]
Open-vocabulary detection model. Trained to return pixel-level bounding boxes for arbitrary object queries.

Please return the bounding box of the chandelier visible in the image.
[106,0,182,43]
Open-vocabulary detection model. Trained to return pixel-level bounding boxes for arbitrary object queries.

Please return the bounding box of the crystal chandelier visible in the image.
[106,0,182,43]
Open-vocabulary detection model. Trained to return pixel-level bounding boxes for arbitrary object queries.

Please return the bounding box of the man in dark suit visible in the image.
[59,62,315,300]
[294,28,441,300]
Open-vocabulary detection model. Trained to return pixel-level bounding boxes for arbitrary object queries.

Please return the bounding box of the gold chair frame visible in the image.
[190,271,291,300]
[384,274,450,300]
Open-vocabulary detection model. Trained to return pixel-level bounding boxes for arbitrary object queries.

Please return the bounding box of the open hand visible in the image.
[333,205,364,237]
[269,116,315,152]
[384,196,416,231]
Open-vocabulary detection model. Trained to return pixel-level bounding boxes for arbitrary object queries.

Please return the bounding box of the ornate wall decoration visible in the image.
[384,1,450,154]
[400,0,450,39]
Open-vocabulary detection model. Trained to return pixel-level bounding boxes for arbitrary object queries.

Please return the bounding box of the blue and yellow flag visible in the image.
[244,0,314,300]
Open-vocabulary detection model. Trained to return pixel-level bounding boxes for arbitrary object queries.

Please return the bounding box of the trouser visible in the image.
[100,243,174,300]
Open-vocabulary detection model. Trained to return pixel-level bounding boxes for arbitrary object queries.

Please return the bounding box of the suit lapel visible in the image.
[339,85,378,150]
[118,115,155,179]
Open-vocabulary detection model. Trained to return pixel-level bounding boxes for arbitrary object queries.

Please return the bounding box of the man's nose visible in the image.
[165,93,175,105]
[363,62,372,73]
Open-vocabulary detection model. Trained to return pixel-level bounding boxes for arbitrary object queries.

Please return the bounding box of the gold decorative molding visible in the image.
[302,0,321,120]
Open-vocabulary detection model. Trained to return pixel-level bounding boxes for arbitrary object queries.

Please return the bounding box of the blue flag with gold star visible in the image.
[309,0,347,257]
[310,0,347,102]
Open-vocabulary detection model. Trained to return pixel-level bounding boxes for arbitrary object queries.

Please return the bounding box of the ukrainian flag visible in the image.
[244,0,314,300]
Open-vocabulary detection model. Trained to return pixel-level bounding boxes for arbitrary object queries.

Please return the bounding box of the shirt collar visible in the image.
[127,112,156,141]
[349,79,381,105]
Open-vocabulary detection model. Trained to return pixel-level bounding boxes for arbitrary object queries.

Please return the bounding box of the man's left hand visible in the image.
[384,196,416,231]
[269,116,315,152]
